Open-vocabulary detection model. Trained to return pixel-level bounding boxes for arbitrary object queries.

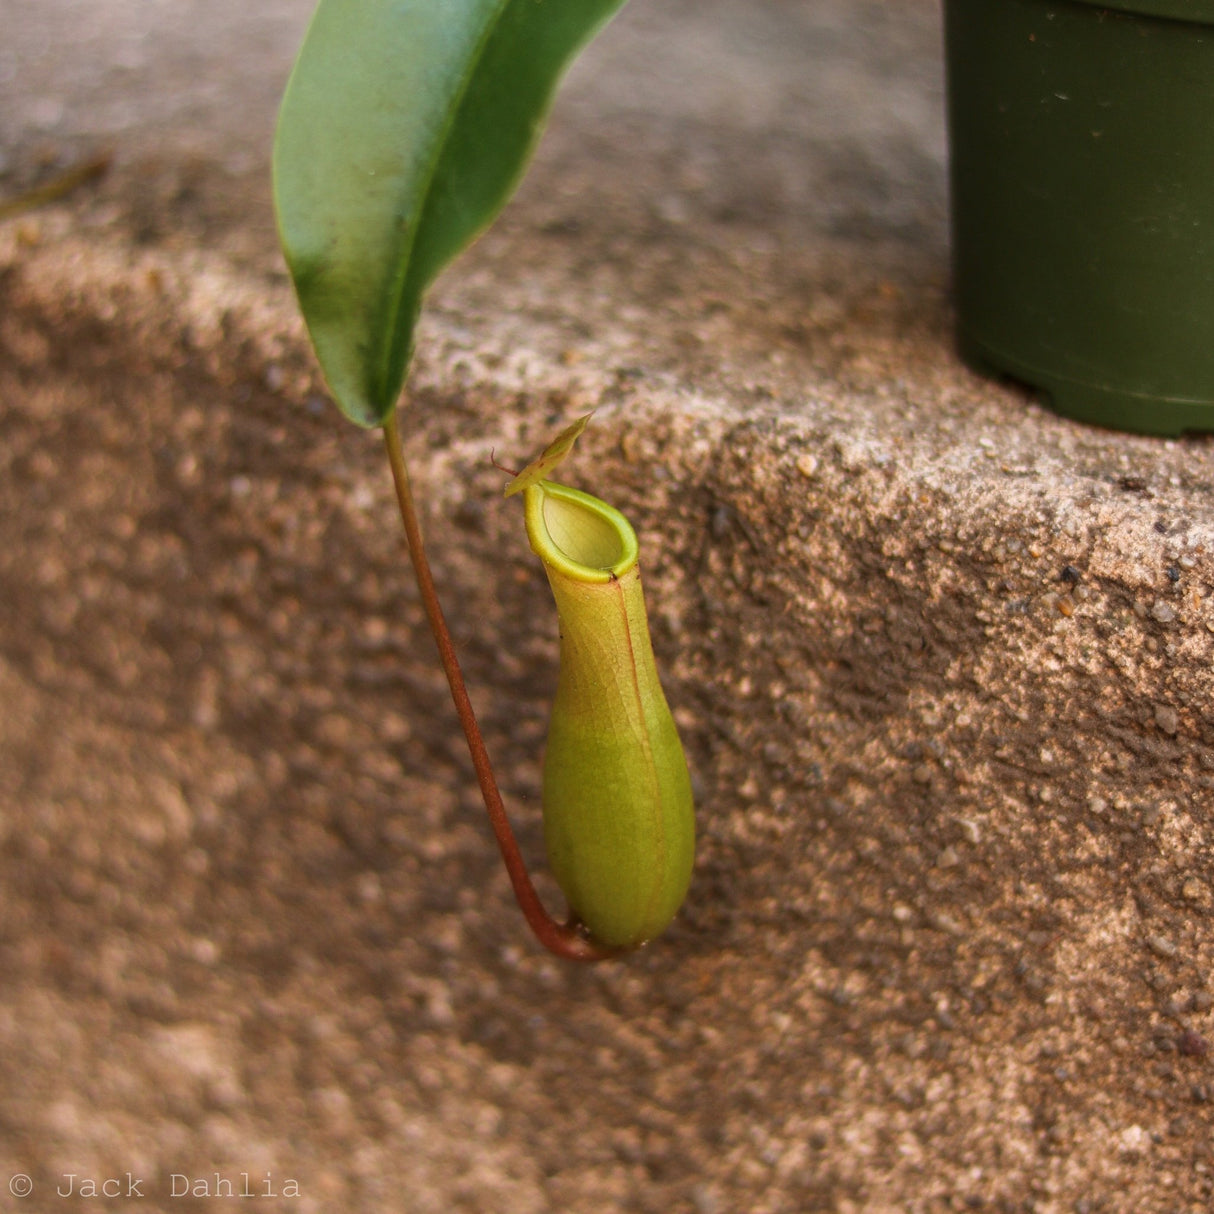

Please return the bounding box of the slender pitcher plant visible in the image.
[506,420,695,950]
[274,0,695,958]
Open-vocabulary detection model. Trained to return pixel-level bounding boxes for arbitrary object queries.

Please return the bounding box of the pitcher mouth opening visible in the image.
[523,482,639,583]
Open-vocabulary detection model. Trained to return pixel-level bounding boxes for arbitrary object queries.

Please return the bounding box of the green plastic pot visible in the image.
[944,0,1214,435]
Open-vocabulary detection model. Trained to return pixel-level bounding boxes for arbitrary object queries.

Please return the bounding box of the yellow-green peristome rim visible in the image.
[523,481,639,585]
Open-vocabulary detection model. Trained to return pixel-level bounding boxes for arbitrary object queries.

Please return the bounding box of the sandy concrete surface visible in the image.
[2,1,1213,1211]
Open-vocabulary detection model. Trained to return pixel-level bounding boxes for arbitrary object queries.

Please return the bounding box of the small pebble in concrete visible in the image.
[1147,934,1178,960]
[1182,878,1210,907]
[956,817,981,844]
[1118,1124,1151,1154]
[930,911,966,937]
[1060,564,1081,585]
[1154,705,1180,736]
[795,453,819,479]
[1150,600,1176,624]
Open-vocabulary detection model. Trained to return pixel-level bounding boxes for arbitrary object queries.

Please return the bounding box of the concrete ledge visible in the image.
[3,1,1213,1211]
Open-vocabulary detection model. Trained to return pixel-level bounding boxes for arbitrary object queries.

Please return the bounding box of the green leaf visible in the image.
[273,0,628,429]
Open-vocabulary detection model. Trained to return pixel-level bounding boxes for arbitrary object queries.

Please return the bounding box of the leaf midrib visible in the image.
[376,0,513,412]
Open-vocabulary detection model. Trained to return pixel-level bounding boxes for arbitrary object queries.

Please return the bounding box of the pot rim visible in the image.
[1050,0,1214,24]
